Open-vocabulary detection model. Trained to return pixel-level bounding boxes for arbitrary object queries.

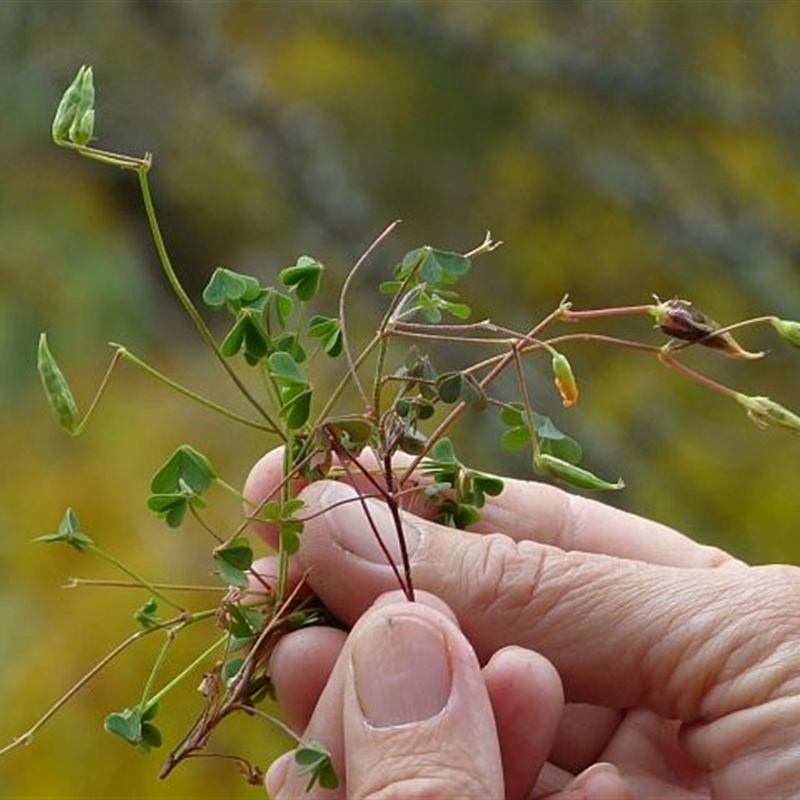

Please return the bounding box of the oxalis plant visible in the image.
[6,65,800,789]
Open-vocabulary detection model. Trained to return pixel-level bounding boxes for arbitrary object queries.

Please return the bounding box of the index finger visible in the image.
[471,475,740,568]
[244,448,738,569]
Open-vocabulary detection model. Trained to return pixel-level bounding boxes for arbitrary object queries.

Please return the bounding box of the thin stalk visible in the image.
[143,634,228,713]
[139,631,175,710]
[0,612,203,756]
[72,346,126,435]
[136,167,283,438]
[64,577,224,593]
[86,543,185,613]
[339,220,402,409]
[399,301,570,482]
[657,350,740,398]
[561,303,655,321]
[114,345,274,432]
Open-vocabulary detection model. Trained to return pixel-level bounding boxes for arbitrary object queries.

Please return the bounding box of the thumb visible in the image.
[342,599,503,798]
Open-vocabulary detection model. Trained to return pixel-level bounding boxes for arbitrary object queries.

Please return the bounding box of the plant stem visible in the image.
[143,634,228,713]
[113,345,275,432]
[339,220,402,410]
[657,350,740,398]
[0,615,193,756]
[136,166,283,438]
[87,543,185,613]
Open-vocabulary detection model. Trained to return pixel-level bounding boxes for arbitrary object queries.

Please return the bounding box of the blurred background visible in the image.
[3,1,800,796]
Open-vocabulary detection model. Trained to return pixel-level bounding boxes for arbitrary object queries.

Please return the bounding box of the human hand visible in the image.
[266,589,628,799]
[247,448,800,797]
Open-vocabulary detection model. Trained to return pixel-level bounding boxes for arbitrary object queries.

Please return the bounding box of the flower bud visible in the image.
[651,297,763,359]
[551,351,578,408]
[771,318,800,349]
[736,393,800,434]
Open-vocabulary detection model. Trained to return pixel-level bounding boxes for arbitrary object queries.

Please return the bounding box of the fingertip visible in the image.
[265,749,293,798]
[562,762,632,800]
[242,447,294,547]
[270,626,348,733]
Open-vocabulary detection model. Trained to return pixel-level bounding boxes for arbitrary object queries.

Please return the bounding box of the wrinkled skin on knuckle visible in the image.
[445,531,567,659]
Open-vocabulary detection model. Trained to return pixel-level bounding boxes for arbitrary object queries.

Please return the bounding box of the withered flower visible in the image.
[651,297,763,360]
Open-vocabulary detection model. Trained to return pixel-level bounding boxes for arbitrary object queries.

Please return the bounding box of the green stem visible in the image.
[139,632,174,709]
[143,634,228,713]
[87,543,185,613]
[135,167,284,438]
[657,350,740,398]
[0,612,194,756]
[113,345,274,432]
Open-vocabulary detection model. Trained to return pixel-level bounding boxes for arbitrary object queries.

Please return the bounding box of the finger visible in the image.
[537,762,632,800]
[269,626,348,734]
[548,704,622,775]
[469,475,740,568]
[268,590,456,735]
[342,599,504,799]
[483,646,564,800]
[244,448,739,568]
[293,481,790,724]
[269,592,476,799]
[243,449,431,551]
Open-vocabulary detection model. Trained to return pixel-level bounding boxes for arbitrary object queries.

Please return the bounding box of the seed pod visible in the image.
[651,297,763,359]
[71,108,95,147]
[551,351,578,408]
[37,333,81,434]
[736,393,800,434]
[68,66,94,145]
[52,65,88,142]
[771,318,800,349]
[534,452,624,491]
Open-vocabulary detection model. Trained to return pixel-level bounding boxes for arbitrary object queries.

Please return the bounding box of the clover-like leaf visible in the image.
[280,256,323,301]
[134,598,160,630]
[202,267,262,309]
[295,740,339,791]
[214,538,254,588]
[308,315,343,357]
[35,508,94,552]
[150,445,216,495]
[104,705,161,752]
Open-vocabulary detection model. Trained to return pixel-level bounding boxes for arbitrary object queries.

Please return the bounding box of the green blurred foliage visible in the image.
[3,0,800,795]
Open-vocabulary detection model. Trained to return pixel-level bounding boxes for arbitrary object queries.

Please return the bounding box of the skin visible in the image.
[244,448,800,798]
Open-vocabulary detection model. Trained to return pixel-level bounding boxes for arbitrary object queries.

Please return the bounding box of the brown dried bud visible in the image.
[651,297,763,359]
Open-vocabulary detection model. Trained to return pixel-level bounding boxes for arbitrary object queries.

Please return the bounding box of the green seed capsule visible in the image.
[71,109,95,147]
[534,452,624,491]
[68,66,94,145]
[37,333,81,434]
[736,393,800,434]
[52,65,88,142]
[771,318,800,349]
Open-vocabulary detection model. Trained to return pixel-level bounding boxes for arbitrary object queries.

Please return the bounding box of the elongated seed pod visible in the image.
[534,452,623,491]
[68,66,94,145]
[52,65,87,142]
[37,333,81,434]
